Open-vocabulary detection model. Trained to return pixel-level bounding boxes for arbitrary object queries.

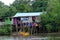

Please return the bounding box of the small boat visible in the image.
[24,32,30,37]
[19,31,30,37]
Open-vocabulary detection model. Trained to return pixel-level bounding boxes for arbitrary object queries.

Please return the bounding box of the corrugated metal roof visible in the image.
[13,12,43,17]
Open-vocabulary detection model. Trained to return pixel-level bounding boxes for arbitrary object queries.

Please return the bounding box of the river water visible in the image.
[0,36,60,40]
[0,33,60,40]
[0,36,50,40]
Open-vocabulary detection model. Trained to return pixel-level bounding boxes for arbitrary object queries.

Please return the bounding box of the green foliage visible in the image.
[45,24,52,32]
[40,0,60,32]
[0,0,60,33]
[32,0,48,12]
[4,6,17,17]
[0,0,48,18]
[0,25,12,35]
[12,0,48,12]
[0,4,9,18]
[12,0,33,12]
[0,1,17,18]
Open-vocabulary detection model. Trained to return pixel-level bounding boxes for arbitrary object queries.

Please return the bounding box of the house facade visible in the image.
[12,12,42,27]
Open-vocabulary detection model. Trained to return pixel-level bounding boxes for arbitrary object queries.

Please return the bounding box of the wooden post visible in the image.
[15,18,18,36]
[16,23,18,35]
[30,26,33,37]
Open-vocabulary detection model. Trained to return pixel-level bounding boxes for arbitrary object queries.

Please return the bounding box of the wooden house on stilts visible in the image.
[12,12,43,35]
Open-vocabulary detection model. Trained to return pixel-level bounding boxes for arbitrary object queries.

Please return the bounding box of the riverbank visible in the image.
[0,32,60,40]
[11,32,60,37]
[0,32,60,37]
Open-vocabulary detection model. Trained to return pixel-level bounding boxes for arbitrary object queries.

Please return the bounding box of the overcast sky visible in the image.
[0,0,15,5]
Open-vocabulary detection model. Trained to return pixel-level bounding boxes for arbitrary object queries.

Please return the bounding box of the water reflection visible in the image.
[0,36,60,40]
[0,36,49,40]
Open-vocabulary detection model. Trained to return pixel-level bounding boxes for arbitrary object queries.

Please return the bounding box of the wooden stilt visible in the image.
[31,27,33,36]
[16,24,18,36]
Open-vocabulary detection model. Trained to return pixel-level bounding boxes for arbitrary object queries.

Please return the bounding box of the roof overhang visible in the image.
[13,12,44,17]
